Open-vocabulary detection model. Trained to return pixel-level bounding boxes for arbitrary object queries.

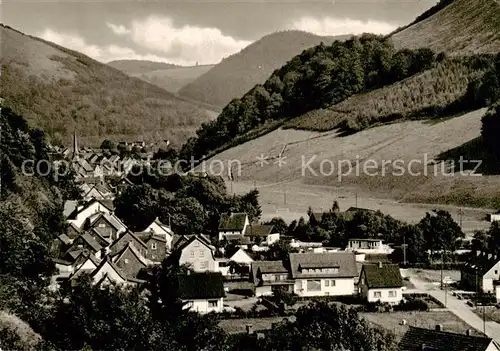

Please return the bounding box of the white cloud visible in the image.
[38,29,174,64]
[290,17,397,36]
[107,17,252,66]
[106,23,131,36]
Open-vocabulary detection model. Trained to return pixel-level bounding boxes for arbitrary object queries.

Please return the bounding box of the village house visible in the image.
[289,252,358,297]
[90,257,146,287]
[251,260,294,296]
[250,252,358,297]
[178,272,225,314]
[111,242,150,279]
[63,232,104,261]
[68,253,101,284]
[399,325,500,351]
[462,251,500,295]
[134,231,169,263]
[346,238,394,255]
[81,182,114,201]
[358,262,404,305]
[244,224,280,246]
[66,198,114,228]
[83,212,127,242]
[142,217,174,251]
[490,210,500,222]
[169,235,217,272]
[218,212,250,241]
[109,230,149,258]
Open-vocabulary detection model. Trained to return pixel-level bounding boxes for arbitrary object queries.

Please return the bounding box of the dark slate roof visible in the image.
[178,272,225,300]
[219,213,248,231]
[109,231,148,251]
[360,263,403,289]
[67,198,113,220]
[173,234,213,252]
[399,326,495,351]
[57,234,72,245]
[244,224,275,237]
[251,260,289,283]
[111,242,149,267]
[289,252,358,279]
[135,232,167,243]
[80,232,103,252]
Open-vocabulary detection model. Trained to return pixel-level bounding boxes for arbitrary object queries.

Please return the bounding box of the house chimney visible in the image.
[378,261,383,268]
[246,324,253,335]
[435,324,443,331]
[466,329,471,336]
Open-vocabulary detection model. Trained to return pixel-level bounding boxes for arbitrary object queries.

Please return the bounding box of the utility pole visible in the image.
[458,209,464,227]
[402,236,408,266]
[284,191,287,205]
[440,251,444,290]
[355,193,358,207]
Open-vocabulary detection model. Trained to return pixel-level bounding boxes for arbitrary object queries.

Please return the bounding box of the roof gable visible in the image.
[244,224,276,237]
[361,263,403,289]
[251,260,289,283]
[112,242,150,267]
[109,231,148,251]
[289,252,357,279]
[399,326,494,351]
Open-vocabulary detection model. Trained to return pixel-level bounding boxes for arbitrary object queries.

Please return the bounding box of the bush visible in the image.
[396,298,429,312]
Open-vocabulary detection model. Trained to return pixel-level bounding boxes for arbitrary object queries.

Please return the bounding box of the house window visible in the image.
[374,291,382,298]
[208,300,218,308]
[330,280,336,287]
[325,280,330,287]
[496,270,498,275]
[124,258,129,264]
[200,261,209,270]
[389,291,397,297]
[194,241,200,247]
[98,223,106,228]
[307,280,321,292]
[152,242,157,250]
[190,250,195,257]
[200,250,205,257]
[360,278,365,285]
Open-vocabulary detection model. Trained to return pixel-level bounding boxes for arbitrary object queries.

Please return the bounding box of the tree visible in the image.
[100,139,116,150]
[418,210,464,256]
[488,221,500,255]
[263,240,297,261]
[471,230,489,253]
[258,302,397,351]
[264,217,288,235]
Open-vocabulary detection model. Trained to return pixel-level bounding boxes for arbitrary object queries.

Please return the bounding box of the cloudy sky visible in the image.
[4,0,437,66]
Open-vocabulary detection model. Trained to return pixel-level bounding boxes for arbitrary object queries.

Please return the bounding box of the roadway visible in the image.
[409,276,500,342]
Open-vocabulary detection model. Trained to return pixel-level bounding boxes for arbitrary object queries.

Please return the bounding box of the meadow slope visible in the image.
[197,109,500,218]
[178,31,348,107]
[109,60,215,94]
[391,0,500,54]
[0,24,214,147]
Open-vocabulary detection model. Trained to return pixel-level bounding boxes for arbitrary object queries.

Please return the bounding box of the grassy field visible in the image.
[199,107,500,216]
[472,306,500,323]
[361,311,483,341]
[391,0,500,55]
[133,65,215,93]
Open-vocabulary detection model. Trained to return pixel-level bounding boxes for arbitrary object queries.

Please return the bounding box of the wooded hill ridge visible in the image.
[0,24,214,147]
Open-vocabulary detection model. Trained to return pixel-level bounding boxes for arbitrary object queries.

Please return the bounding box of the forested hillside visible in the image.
[0,24,213,147]
[180,35,441,161]
[178,31,347,107]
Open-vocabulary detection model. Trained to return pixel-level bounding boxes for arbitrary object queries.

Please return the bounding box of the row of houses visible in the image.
[250,253,405,304]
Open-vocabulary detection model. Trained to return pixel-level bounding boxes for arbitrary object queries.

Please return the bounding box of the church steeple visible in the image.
[72,129,79,160]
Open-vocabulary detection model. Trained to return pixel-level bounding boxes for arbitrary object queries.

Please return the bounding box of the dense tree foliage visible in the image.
[235,302,397,351]
[180,35,439,163]
[418,210,464,254]
[114,172,261,235]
